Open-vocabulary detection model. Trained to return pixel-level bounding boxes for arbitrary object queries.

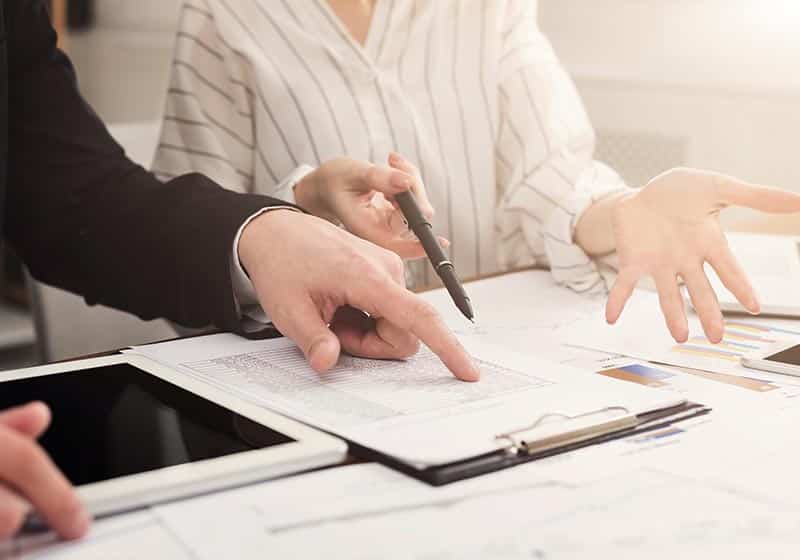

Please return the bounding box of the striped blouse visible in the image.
[153,0,630,292]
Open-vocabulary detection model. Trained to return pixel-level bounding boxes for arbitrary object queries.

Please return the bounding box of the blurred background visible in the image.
[1,0,799,368]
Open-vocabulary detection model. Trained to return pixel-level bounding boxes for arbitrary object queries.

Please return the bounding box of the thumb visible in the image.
[0,402,51,439]
[271,296,341,373]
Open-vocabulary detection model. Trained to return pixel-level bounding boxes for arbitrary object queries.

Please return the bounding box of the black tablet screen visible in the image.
[0,363,294,485]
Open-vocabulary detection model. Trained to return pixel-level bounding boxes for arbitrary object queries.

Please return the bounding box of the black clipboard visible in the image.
[347,401,711,486]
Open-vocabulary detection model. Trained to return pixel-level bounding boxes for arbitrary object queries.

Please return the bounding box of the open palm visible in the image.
[606,168,800,342]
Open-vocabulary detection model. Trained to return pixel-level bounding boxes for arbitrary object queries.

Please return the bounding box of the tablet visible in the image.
[0,354,346,519]
[704,232,800,317]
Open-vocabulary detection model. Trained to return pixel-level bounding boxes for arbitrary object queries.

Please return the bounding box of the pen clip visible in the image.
[495,406,635,456]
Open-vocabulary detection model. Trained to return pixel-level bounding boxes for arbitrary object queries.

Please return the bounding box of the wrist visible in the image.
[238,209,299,278]
[293,170,326,217]
[576,190,634,256]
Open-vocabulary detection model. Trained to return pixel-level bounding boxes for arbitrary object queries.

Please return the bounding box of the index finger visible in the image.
[606,267,642,324]
[363,283,480,381]
[0,428,89,540]
[715,174,800,214]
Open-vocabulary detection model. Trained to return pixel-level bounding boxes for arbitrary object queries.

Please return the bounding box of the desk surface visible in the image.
[15,268,798,559]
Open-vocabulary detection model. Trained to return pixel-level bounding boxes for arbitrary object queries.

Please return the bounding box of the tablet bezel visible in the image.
[0,354,347,517]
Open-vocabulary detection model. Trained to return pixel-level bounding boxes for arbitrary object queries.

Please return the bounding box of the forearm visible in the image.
[3,1,290,330]
[574,191,632,257]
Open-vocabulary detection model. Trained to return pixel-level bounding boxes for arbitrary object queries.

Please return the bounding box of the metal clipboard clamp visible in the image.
[349,401,711,486]
[495,406,638,456]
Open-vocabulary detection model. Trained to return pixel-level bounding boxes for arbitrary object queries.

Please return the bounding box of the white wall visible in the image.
[65,0,180,123]
[539,0,800,224]
[94,0,181,31]
[539,0,800,95]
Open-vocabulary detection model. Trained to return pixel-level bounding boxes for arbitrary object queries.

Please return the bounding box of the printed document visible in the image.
[127,335,682,468]
[419,270,612,367]
[565,289,800,381]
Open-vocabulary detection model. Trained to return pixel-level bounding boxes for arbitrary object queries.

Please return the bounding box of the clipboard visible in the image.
[347,401,711,486]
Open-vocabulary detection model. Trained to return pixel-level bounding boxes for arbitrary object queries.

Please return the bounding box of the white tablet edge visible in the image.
[0,354,347,518]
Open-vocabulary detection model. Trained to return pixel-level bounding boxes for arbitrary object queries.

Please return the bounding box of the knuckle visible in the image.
[363,165,381,187]
[413,300,439,323]
[385,252,405,279]
[399,337,421,358]
[345,248,374,274]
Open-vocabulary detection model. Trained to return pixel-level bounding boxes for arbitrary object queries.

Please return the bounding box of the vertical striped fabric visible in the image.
[153,0,630,292]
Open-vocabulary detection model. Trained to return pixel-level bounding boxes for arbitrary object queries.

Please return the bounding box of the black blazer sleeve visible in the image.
[2,0,292,332]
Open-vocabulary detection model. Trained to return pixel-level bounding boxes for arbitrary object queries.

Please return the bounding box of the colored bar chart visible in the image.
[727,321,800,338]
[681,370,779,393]
[673,343,741,362]
[628,427,684,445]
[598,364,675,388]
[671,320,800,364]
[598,359,780,393]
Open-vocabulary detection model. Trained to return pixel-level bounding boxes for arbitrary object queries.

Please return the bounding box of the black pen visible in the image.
[395,191,475,322]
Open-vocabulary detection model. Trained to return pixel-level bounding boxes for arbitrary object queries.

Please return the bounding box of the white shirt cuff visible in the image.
[271,164,316,205]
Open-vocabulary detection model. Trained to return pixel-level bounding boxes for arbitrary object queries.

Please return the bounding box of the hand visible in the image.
[293,154,448,259]
[605,168,800,343]
[0,402,89,541]
[238,209,479,381]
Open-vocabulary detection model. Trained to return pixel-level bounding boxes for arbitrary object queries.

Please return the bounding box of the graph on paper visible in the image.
[671,321,800,363]
[596,360,783,398]
[568,291,800,382]
[599,364,676,388]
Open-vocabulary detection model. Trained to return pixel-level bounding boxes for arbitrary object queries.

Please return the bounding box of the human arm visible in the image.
[496,1,800,342]
[237,209,477,378]
[154,2,438,262]
[2,0,290,332]
[494,1,630,294]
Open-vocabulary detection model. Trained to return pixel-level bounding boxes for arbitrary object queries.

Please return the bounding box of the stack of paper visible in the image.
[127,334,684,471]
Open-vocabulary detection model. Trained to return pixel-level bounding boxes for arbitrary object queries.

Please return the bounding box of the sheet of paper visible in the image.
[127,335,682,468]
[2,511,192,560]
[419,270,615,367]
[433,272,800,418]
[154,460,800,560]
[709,233,800,314]
[564,289,800,382]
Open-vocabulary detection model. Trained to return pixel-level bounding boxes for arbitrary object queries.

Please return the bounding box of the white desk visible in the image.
[10,269,800,559]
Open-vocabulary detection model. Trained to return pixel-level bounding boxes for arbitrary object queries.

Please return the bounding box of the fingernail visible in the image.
[471,363,481,380]
[389,152,401,163]
[438,238,451,248]
[391,173,411,189]
[308,338,338,372]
